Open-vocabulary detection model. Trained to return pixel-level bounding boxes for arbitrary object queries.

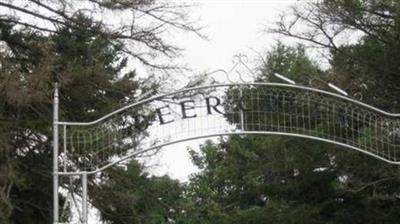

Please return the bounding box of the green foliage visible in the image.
[273,0,400,110]
[260,42,322,83]
[187,135,400,223]
[0,14,151,223]
[184,30,400,222]
[90,161,184,224]
[331,35,400,111]
[186,136,336,223]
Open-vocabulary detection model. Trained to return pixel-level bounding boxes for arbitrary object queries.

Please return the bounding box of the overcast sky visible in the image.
[82,1,302,222]
[146,0,300,181]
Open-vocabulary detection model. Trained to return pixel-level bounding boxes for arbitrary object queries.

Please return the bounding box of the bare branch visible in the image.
[0,2,67,27]
[0,18,56,33]
[343,177,397,193]
[269,1,394,51]
[0,0,204,71]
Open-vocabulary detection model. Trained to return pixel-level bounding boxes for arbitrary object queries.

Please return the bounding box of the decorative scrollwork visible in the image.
[232,53,248,64]
[204,54,256,84]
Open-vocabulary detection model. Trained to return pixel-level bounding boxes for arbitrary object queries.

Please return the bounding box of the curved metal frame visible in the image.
[56,82,400,176]
[53,81,400,224]
[56,82,400,128]
[58,130,400,177]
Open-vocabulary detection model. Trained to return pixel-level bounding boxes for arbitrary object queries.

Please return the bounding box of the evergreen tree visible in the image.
[0,15,148,222]
[184,38,400,223]
[179,1,400,222]
[90,161,184,224]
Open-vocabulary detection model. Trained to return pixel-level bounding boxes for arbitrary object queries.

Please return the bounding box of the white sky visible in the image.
[146,0,300,181]
[179,0,300,71]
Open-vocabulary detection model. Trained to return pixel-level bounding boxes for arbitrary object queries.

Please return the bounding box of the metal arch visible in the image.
[53,50,400,223]
[57,130,400,177]
[56,82,400,127]
[54,81,400,224]
[55,81,400,175]
[55,80,400,176]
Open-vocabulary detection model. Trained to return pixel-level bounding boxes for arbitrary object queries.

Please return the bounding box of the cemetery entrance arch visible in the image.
[52,57,400,223]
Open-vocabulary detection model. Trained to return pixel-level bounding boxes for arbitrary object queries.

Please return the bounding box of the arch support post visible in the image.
[81,172,88,224]
[53,83,59,223]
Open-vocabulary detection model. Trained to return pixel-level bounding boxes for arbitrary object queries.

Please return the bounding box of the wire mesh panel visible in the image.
[229,85,400,162]
[57,83,400,173]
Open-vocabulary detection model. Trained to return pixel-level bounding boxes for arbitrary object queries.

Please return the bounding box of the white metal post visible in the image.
[53,83,59,223]
[82,172,88,224]
[239,87,245,130]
